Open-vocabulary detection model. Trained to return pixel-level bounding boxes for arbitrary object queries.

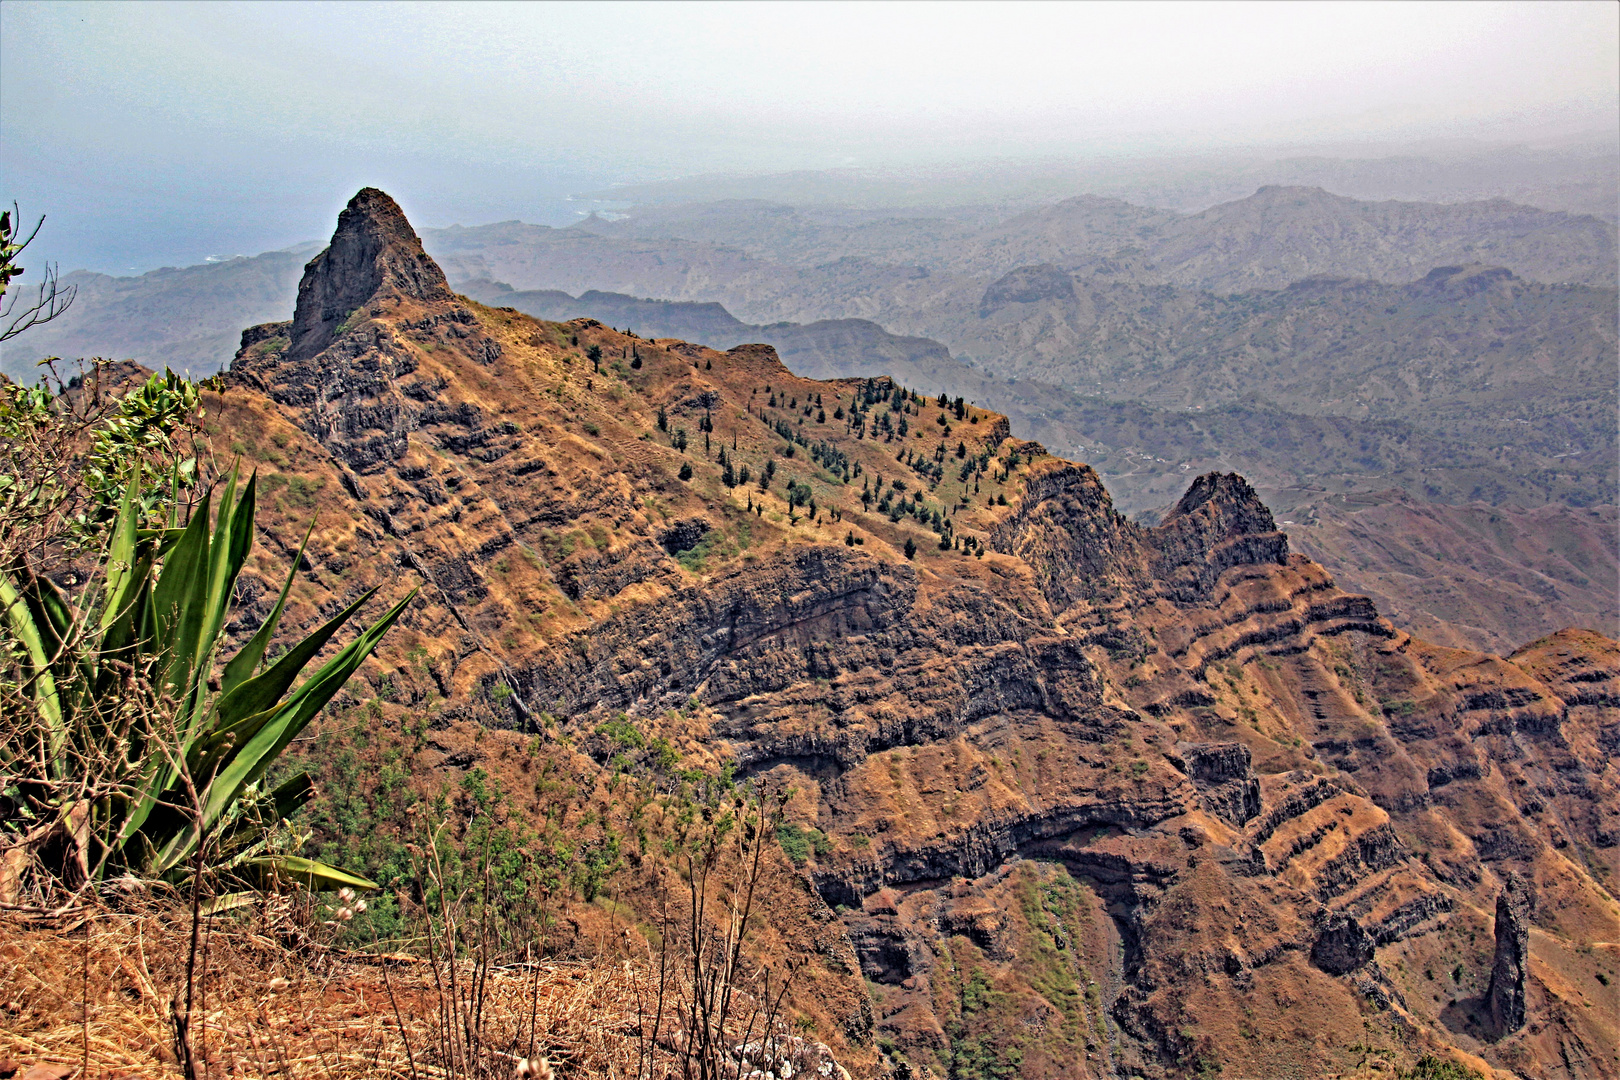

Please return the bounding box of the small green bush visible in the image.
[776,823,832,865]
[1399,1057,1483,1080]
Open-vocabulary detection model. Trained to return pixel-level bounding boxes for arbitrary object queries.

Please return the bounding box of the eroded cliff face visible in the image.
[214,189,1619,1080]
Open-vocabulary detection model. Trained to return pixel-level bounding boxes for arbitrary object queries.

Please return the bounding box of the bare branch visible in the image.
[1,260,77,341]
[0,203,77,342]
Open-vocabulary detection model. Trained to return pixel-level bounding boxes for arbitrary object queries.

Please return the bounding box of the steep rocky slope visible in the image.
[205,189,1618,1079]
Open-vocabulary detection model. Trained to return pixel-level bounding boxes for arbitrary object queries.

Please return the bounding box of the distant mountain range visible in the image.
[570,185,1618,289]
[12,184,1611,379]
[5,184,1613,650]
[585,141,1620,222]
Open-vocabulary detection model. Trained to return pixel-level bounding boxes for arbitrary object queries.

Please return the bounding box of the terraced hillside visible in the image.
[193,189,1618,1078]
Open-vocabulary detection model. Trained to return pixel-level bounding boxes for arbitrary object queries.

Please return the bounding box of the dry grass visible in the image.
[1,896,652,1079]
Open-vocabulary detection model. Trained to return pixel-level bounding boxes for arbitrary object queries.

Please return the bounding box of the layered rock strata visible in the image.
[208,189,1619,1080]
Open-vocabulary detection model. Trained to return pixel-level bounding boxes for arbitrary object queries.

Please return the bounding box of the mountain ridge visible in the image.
[193,188,1617,1078]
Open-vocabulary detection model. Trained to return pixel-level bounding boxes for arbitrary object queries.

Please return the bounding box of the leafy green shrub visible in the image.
[1,466,413,900]
[1,365,202,563]
[1399,1058,1483,1080]
[596,716,647,750]
[776,823,831,865]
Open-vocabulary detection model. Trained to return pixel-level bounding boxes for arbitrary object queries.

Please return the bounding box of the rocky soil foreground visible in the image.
[140,190,1617,1078]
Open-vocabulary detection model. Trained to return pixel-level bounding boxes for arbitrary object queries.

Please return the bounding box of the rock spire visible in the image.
[1486,872,1532,1038]
[286,187,454,364]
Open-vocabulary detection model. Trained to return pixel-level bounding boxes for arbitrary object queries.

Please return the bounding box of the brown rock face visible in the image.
[230,187,501,472]
[288,187,455,364]
[201,189,1620,1080]
[1487,872,1532,1037]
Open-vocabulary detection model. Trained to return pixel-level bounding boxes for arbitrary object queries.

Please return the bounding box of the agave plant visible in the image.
[0,465,414,897]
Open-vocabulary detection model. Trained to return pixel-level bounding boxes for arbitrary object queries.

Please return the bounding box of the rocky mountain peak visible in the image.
[229,188,500,473]
[1162,471,1276,537]
[287,187,454,363]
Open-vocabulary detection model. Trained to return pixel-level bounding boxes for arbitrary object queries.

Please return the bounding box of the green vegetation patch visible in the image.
[776,823,832,865]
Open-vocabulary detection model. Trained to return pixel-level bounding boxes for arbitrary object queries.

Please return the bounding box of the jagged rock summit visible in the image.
[231,186,501,471]
[199,189,1619,1080]
[288,187,455,364]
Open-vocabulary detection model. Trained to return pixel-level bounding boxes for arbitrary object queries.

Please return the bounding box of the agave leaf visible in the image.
[173,469,255,735]
[198,468,255,682]
[105,753,182,870]
[219,518,313,698]
[150,489,213,701]
[17,569,86,745]
[19,567,73,668]
[245,589,414,780]
[268,771,316,820]
[154,589,416,874]
[100,476,142,635]
[0,572,62,750]
[239,854,378,892]
[208,585,380,736]
[99,478,151,669]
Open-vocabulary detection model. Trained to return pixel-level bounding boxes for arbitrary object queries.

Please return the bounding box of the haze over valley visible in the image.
[3,5,1617,1078]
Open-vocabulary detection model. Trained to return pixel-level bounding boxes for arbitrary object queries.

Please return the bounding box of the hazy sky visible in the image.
[2,0,1615,272]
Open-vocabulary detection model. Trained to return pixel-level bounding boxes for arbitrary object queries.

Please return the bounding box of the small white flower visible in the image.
[353,899,366,913]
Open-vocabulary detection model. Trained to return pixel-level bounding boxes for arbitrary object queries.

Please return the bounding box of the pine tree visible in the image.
[904,537,917,559]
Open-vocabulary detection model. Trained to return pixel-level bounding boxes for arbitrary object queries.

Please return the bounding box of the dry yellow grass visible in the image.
[1,896,663,1079]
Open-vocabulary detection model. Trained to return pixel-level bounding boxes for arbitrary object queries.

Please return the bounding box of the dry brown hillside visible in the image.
[8,189,1615,1080]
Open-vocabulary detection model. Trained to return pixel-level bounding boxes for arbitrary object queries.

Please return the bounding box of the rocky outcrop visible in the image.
[989,461,1149,612]
[1172,741,1261,825]
[287,187,456,364]
[991,465,1291,618]
[1487,872,1533,1038]
[1311,912,1375,974]
[658,517,712,554]
[1150,472,1289,602]
[229,187,502,472]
